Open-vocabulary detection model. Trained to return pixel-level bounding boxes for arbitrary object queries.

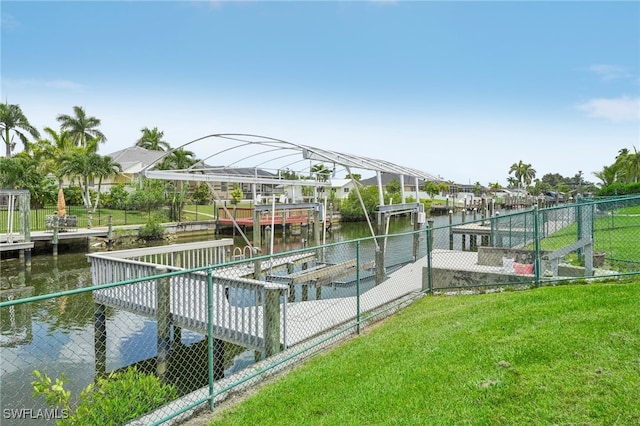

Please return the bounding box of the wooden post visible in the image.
[94,303,107,378]
[156,267,171,381]
[22,192,32,267]
[427,220,434,252]
[282,210,287,251]
[213,338,225,380]
[107,215,113,250]
[52,216,59,257]
[253,208,262,280]
[287,263,295,302]
[461,209,467,251]
[301,261,309,300]
[448,210,454,250]
[264,284,282,357]
[412,211,420,261]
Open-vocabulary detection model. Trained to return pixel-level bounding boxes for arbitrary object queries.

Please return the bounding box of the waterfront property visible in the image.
[2,196,639,425]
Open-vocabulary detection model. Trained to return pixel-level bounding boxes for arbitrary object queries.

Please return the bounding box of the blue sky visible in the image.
[2,0,639,186]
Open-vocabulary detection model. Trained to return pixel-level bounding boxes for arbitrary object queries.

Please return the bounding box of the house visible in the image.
[105,146,167,191]
[276,178,360,203]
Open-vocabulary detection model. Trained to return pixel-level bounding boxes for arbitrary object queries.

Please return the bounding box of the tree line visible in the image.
[0,102,202,221]
[2,102,639,222]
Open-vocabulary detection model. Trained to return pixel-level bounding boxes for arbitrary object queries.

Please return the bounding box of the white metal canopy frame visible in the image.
[141,133,435,248]
[141,133,438,188]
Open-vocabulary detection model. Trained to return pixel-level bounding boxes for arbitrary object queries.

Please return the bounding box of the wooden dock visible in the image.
[89,240,427,353]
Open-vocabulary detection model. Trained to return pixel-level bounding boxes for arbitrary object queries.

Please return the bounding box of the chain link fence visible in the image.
[1,196,639,424]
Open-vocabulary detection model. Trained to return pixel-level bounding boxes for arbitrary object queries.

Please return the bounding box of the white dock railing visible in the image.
[87,239,287,352]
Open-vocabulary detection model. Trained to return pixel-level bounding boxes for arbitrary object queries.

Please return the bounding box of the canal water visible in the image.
[0,212,471,423]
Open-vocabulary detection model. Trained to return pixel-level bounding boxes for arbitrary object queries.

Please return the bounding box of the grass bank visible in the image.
[208,282,640,425]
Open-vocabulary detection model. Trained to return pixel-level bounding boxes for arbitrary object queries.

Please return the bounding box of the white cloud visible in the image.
[588,64,634,81]
[0,13,20,31]
[3,78,85,92]
[577,96,640,123]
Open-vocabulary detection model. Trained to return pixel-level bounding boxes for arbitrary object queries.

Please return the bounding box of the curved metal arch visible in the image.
[142,132,439,183]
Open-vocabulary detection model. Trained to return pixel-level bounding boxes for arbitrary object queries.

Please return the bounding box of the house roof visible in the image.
[107,146,166,173]
[360,173,426,187]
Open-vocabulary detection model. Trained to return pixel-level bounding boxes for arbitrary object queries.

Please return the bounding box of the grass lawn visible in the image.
[207,282,640,425]
[536,212,640,268]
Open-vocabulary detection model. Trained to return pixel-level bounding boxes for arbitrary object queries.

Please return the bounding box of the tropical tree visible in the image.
[136,127,170,151]
[157,148,198,170]
[488,182,502,193]
[59,151,105,210]
[617,146,640,183]
[509,160,536,188]
[156,148,199,221]
[473,182,483,196]
[593,165,618,187]
[386,178,402,195]
[192,182,212,204]
[91,155,122,212]
[310,163,331,182]
[30,127,76,187]
[345,173,361,181]
[0,102,40,158]
[0,154,56,206]
[423,181,441,198]
[56,106,106,151]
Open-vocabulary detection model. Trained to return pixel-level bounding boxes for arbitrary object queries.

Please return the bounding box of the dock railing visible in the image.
[1,196,639,425]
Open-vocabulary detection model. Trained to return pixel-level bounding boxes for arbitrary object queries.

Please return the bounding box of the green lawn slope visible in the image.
[208,282,640,425]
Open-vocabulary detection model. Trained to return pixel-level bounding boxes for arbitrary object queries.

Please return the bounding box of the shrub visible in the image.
[139,220,165,240]
[32,367,177,425]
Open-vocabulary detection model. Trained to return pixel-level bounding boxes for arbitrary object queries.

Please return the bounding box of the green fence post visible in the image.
[423,225,433,293]
[207,268,215,411]
[533,206,541,288]
[356,240,361,335]
[576,195,583,261]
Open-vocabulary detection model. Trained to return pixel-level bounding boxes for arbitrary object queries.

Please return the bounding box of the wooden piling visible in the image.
[264,284,282,357]
[94,303,107,378]
[156,267,171,381]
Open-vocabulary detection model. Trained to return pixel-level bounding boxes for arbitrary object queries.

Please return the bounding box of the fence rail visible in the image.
[1,196,639,425]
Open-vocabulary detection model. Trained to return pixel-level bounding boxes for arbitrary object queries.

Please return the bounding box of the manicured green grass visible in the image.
[537,214,640,266]
[209,282,640,425]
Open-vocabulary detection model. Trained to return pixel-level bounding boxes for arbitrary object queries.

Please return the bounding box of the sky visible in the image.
[1,0,639,186]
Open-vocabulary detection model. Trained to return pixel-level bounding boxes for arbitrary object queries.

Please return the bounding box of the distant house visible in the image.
[326,178,360,199]
[202,167,277,200]
[360,173,426,193]
[105,146,167,191]
[276,178,361,203]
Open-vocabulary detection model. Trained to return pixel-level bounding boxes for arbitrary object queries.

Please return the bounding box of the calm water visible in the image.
[0,213,468,423]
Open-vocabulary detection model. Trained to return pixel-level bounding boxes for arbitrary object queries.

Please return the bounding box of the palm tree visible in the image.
[59,150,101,210]
[488,182,502,193]
[136,127,170,151]
[509,160,536,188]
[619,146,640,183]
[0,102,41,158]
[56,106,106,151]
[158,148,198,170]
[91,155,122,212]
[30,127,76,187]
[310,163,331,182]
[157,148,199,221]
[592,165,618,187]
